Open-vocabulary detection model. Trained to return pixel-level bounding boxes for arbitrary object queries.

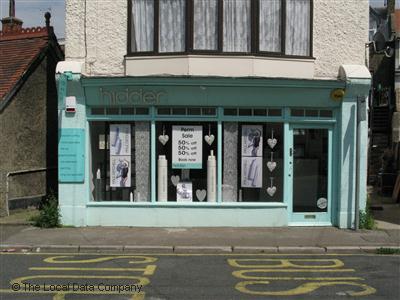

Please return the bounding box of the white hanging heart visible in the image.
[204,134,215,146]
[171,175,180,186]
[158,134,169,145]
[267,186,277,197]
[196,189,207,201]
[267,161,277,172]
[267,138,277,149]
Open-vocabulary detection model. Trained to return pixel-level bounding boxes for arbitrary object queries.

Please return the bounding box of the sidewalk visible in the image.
[1,225,399,253]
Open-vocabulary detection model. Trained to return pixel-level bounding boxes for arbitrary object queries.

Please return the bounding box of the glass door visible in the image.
[289,126,332,225]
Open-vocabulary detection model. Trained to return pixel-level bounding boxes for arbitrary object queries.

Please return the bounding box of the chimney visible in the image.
[1,0,23,32]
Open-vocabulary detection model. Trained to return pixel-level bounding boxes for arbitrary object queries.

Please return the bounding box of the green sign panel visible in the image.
[59,128,85,182]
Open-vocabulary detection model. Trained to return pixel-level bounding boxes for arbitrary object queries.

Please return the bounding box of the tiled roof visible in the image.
[0,27,50,101]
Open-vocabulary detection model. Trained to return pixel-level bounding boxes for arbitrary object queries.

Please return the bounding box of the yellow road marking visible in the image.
[235,280,377,296]
[44,255,157,264]
[231,268,355,273]
[30,265,157,275]
[228,258,345,268]
[232,270,363,280]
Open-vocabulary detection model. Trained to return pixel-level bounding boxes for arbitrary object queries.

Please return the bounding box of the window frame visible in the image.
[127,0,313,58]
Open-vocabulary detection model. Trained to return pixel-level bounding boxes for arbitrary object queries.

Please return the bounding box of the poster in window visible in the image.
[241,125,263,157]
[241,157,263,188]
[110,156,131,187]
[172,125,203,169]
[110,124,131,156]
[176,182,193,202]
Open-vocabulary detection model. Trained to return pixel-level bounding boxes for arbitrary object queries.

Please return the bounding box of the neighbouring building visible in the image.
[368,1,397,195]
[58,0,371,228]
[0,6,64,215]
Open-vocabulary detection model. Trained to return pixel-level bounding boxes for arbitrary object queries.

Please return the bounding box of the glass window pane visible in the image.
[121,108,135,115]
[157,108,171,115]
[172,108,186,115]
[320,110,333,118]
[259,0,281,52]
[223,0,251,52]
[91,108,105,115]
[135,107,149,115]
[224,108,237,116]
[188,108,202,115]
[106,108,119,115]
[156,122,218,202]
[293,129,328,212]
[90,122,150,202]
[285,0,311,56]
[268,109,282,116]
[305,109,319,117]
[222,122,284,202]
[193,0,218,50]
[291,109,304,117]
[159,0,186,52]
[131,0,154,52]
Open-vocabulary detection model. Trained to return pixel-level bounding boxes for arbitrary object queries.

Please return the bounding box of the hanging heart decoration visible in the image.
[267,138,277,149]
[267,161,277,172]
[171,175,180,186]
[196,189,207,202]
[204,134,215,146]
[158,134,169,146]
[267,186,277,197]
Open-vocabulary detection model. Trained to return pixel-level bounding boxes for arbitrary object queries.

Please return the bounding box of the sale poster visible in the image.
[172,125,203,169]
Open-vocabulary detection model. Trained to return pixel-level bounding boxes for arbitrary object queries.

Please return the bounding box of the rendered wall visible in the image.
[65,0,369,79]
[0,59,48,215]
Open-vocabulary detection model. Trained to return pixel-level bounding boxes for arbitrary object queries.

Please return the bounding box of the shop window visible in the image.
[222,122,284,202]
[91,107,105,115]
[268,109,282,117]
[106,108,120,115]
[291,109,304,117]
[319,110,333,118]
[156,121,218,202]
[90,122,150,202]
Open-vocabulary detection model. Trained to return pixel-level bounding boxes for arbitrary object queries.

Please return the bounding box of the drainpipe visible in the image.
[355,96,367,230]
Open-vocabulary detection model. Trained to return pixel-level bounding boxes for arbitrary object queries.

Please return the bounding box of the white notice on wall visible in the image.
[172,125,202,169]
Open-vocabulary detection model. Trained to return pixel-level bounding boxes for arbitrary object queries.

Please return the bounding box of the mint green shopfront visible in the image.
[57,71,370,228]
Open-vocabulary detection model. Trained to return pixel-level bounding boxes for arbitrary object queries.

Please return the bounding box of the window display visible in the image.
[156,121,217,202]
[90,122,150,201]
[223,122,284,202]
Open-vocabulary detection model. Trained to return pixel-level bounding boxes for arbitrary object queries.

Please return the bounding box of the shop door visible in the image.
[288,126,332,225]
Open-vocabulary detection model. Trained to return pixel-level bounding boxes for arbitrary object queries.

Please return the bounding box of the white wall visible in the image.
[65,0,369,79]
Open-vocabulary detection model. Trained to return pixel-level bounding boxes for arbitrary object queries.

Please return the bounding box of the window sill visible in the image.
[87,201,287,208]
[125,54,315,79]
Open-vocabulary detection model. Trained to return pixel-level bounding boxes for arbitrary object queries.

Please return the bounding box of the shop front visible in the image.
[57,68,370,228]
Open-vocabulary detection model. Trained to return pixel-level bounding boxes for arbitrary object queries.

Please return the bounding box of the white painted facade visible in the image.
[65,0,369,79]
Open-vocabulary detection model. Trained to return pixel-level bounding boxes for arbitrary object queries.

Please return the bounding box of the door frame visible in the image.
[287,123,335,226]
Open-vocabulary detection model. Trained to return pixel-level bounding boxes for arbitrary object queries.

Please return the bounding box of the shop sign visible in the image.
[99,88,166,106]
[59,128,85,182]
[172,125,202,169]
